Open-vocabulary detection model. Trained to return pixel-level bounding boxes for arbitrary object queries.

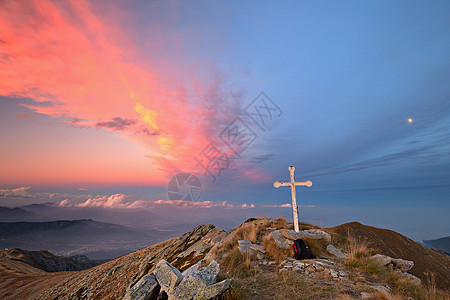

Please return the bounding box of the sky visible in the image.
[1,0,449,241]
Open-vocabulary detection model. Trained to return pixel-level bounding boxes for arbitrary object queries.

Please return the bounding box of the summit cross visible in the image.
[273,165,312,232]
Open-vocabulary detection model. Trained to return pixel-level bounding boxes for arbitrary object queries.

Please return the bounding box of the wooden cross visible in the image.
[273,165,312,232]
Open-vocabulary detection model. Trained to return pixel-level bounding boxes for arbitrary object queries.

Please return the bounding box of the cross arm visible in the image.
[273,181,292,188]
[294,180,312,187]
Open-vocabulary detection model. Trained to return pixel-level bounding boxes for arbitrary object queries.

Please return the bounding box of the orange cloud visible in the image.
[0,0,241,184]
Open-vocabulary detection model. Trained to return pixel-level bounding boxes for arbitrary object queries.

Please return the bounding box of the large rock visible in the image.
[326,245,347,259]
[391,258,414,271]
[369,254,392,266]
[283,230,323,240]
[154,260,183,293]
[171,275,206,300]
[369,254,414,271]
[153,259,231,300]
[270,230,291,249]
[124,275,160,300]
[249,244,266,254]
[192,260,220,286]
[305,229,332,242]
[193,279,232,300]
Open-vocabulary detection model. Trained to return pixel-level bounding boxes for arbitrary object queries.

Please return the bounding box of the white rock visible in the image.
[326,244,347,259]
[305,229,332,242]
[391,258,414,271]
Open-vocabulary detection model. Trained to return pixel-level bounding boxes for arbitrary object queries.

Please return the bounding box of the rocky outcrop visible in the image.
[237,240,267,260]
[326,244,347,259]
[125,259,231,300]
[279,258,348,279]
[369,254,414,271]
[270,229,330,249]
[124,275,160,300]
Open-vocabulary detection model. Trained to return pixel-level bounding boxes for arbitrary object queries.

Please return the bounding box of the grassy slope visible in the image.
[327,222,450,291]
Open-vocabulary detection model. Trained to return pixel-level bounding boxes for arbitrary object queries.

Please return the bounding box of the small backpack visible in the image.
[293,238,316,260]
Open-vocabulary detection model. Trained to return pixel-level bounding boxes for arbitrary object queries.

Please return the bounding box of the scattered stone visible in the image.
[238,240,251,246]
[329,269,339,278]
[372,285,391,295]
[256,252,265,260]
[238,245,255,255]
[107,265,123,276]
[361,292,371,299]
[326,244,347,259]
[396,270,421,283]
[249,244,266,254]
[124,275,160,300]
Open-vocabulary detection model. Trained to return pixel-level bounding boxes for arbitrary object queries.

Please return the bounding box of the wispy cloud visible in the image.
[95,117,136,131]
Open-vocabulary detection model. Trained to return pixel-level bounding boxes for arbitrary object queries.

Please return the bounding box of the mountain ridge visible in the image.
[0,219,448,299]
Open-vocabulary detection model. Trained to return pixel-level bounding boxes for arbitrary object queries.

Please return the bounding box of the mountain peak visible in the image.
[0,218,448,299]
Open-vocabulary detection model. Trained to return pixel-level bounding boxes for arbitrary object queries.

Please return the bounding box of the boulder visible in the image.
[282,230,323,241]
[326,245,347,259]
[154,260,183,293]
[249,244,266,254]
[238,245,255,255]
[172,275,207,300]
[305,229,332,242]
[270,230,291,249]
[391,258,414,271]
[369,254,392,266]
[153,259,231,300]
[192,260,220,286]
[193,279,232,300]
[369,254,414,272]
[237,240,256,255]
[124,275,160,300]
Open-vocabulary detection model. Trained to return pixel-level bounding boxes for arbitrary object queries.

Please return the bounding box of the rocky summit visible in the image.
[0,218,449,299]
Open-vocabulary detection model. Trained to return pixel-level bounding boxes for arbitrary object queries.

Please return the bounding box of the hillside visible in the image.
[0,219,171,259]
[0,248,99,272]
[328,222,450,290]
[0,219,448,299]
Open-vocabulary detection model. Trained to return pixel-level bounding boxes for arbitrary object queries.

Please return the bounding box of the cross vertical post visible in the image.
[273,165,312,232]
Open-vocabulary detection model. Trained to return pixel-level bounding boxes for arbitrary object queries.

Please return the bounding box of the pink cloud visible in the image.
[0,0,242,183]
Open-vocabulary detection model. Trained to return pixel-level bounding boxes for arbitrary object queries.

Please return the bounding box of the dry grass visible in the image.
[235,218,270,243]
[336,294,356,300]
[346,231,371,259]
[261,235,294,262]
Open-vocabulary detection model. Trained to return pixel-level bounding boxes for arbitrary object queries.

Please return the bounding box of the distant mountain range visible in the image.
[0,248,100,272]
[423,236,450,255]
[0,219,174,259]
[0,206,52,222]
